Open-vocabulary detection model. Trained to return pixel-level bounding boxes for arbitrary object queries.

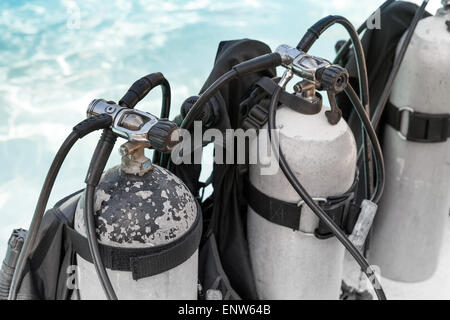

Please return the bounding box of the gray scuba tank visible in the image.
[246,78,358,299]
[73,142,201,300]
[370,3,450,282]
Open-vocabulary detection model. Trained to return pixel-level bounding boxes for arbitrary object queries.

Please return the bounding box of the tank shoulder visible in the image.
[74,164,198,248]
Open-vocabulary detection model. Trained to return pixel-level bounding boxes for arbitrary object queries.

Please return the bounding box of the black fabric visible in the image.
[65,205,202,280]
[204,40,275,301]
[247,173,359,239]
[15,190,83,300]
[198,235,241,300]
[171,39,276,300]
[385,101,450,142]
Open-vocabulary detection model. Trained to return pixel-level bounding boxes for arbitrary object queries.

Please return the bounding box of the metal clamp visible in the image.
[87,99,158,143]
[297,197,327,208]
[276,44,331,82]
[397,106,414,141]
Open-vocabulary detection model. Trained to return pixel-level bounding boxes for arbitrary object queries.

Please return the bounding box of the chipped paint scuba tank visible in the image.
[74,140,201,299]
[246,73,358,299]
[370,2,450,282]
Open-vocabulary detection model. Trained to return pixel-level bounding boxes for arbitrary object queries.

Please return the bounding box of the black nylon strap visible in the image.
[247,182,302,230]
[386,101,450,143]
[247,176,358,238]
[65,206,202,280]
[255,77,322,115]
[241,77,322,131]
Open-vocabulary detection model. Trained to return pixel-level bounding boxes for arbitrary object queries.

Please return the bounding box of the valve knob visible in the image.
[147,119,179,153]
[318,65,349,93]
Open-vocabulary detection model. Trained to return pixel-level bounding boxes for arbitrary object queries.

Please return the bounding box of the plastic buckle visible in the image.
[242,104,269,130]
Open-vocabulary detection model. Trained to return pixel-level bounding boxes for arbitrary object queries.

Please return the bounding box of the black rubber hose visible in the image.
[180,52,282,131]
[297,15,370,109]
[297,15,374,199]
[267,85,386,300]
[160,77,171,119]
[8,113,113,300]
[345,85,385,204]
[84,129,118,300]
[296,15,369,123]
[164,52,282,170]
[154,77,172,166]
[163,53,282,171]
[333,0,396,65]
[117,72,171,166]
[371,0,429,130]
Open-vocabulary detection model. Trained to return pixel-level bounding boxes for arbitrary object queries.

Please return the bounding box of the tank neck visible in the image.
[119,141,153,176]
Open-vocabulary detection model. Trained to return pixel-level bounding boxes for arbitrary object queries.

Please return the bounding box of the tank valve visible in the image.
[120,141,152,176]
[87,99,181,154]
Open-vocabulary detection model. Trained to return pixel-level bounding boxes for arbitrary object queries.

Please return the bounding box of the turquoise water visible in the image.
[0,0,434,258]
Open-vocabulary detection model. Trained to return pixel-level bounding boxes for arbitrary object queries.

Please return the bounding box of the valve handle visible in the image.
[318,65,349,93]
[147,119,179,153]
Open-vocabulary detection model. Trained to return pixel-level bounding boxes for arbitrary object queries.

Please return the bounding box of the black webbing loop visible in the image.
[65,205,202,280]
[247,182,302,230]
[241,77,322,131]
[386,101,450,143]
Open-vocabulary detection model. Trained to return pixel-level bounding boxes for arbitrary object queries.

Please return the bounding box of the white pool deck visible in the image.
[343,216,450,300]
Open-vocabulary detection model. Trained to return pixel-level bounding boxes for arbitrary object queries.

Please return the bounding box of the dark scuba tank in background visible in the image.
[73,99,202,300]
[370,2,450,282]
[0,229,27,300]
[246,46,359,299]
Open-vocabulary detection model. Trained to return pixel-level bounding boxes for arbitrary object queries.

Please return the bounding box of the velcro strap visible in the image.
[247,175,358,239]
[386,101,450,143]
[65,206,202,280]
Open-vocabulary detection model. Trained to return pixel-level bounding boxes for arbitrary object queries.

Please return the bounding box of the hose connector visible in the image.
[317,65,349,93]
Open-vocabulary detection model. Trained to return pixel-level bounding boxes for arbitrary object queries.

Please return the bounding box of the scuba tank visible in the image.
[370,1,450,282]
[72,98,202,299]
[245,46,357,299]
[178,29,385,299]
[5,74,202,300]
[247,107,357,299]
[73,164,200,300]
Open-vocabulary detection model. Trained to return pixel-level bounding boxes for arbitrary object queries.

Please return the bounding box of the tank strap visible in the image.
[65,206,202,280]
[385,101,450,143]
[241,77,322,130]
[246,173,359,239]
